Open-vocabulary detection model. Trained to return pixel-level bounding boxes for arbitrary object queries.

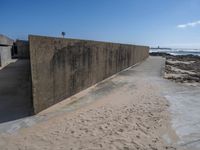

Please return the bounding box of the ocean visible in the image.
[150,48,200,56]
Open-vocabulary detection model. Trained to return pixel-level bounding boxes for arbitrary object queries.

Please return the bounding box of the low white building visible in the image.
[0,34,13,67]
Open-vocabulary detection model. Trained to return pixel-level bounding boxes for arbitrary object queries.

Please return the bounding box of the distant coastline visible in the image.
[150,47,172,50]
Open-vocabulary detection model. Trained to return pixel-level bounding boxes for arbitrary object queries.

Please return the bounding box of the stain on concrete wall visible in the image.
[29,35,149,113]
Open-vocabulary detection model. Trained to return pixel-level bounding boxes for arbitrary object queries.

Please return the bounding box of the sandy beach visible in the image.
[0,57,181,150]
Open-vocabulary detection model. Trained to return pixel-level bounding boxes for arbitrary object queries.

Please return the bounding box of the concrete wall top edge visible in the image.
[28,34,149,48]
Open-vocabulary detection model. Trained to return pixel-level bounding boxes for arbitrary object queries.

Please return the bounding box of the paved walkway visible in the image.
[160,73,200,150]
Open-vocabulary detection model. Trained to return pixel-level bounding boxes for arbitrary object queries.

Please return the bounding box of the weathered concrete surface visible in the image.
[0,35,13,67]
[0,34,13,46]
[29,35,149,113]
[0,60,33,123]
[0,46,12,67]
[15,40,29,58]
[164,85,200,150]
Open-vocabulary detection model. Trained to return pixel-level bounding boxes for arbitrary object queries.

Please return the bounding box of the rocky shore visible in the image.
[150,52,200,83]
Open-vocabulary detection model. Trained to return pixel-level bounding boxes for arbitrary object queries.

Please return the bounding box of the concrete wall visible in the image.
[0,46,12,67]
[29,35,149,113]
[15,40,29,59]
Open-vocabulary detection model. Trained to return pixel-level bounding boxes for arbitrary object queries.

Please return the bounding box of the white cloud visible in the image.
[177,20,200,28]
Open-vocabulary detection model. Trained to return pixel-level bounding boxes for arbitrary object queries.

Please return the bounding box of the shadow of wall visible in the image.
[0,60,33,123]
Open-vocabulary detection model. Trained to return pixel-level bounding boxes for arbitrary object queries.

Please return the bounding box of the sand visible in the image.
[0,57,179,150]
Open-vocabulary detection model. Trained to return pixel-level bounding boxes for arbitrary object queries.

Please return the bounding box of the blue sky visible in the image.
[1,0,200,48]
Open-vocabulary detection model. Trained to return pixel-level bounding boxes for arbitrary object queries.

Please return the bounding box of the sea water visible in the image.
[150,48,200,56]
